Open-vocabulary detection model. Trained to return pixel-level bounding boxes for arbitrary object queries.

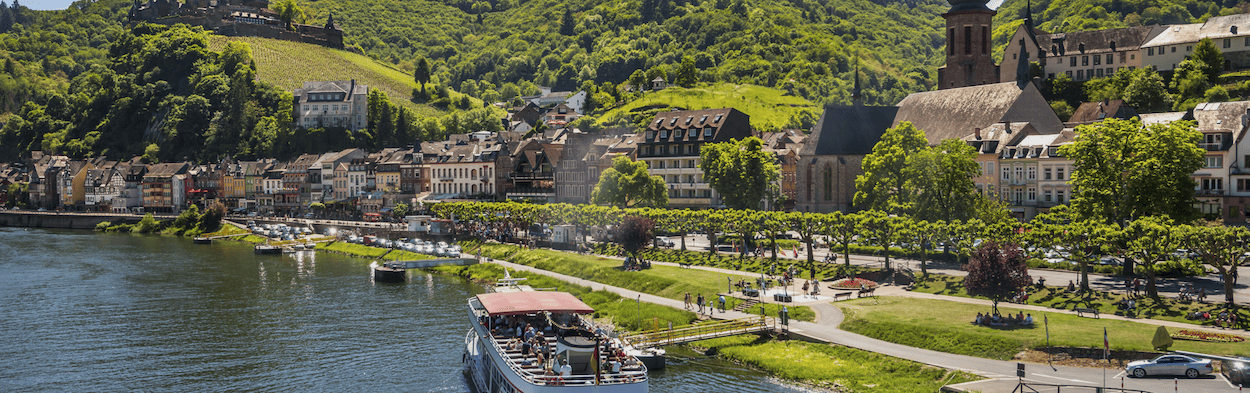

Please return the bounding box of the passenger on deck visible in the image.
[559,360,572,377]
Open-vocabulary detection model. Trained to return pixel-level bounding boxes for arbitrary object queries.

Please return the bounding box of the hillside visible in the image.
[294,0,949,107]
[596,83,820,131]
[206,36,447,117]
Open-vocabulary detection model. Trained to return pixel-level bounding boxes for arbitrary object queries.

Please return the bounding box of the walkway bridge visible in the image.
[383,258,478,269]
[621,316,775,349]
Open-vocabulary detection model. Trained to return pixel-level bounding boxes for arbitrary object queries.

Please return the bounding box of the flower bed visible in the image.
[830,277,879,289]
[1170,329,1246,343]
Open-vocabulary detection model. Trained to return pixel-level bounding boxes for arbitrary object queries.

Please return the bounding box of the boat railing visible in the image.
[476,323,646,386]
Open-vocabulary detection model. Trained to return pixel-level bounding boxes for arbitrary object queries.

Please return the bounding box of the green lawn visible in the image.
[691,335,979,392]
[837,296,1250,359]
[237,235,268,244]
[914,274,1250,328]
[315,241,391,258]
[206,36,449,116]
[596,83,821,131]
[472,242,816,321]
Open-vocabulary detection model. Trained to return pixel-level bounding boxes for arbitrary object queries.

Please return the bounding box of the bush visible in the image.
[135,213,162,234]
[94,221,111,231]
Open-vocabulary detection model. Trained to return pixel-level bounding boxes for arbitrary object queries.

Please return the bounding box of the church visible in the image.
[795,0,1065,214]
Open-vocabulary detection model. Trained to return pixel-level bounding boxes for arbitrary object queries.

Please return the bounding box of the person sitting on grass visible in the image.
[1024,313,1034,325]
[974,312,984,325]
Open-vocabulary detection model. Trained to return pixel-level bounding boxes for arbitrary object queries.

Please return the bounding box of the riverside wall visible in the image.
[0,211,173,230]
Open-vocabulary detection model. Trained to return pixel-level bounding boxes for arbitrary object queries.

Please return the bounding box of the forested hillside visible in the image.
[298,0,950,107]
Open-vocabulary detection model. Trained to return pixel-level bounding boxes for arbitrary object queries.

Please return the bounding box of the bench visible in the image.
[858,287,877,298]
[678,262,692,268]
[1075,307,1100,318]
[833,292,854,301]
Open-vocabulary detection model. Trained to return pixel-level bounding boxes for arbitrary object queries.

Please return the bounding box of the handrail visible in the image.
[1013,382,1152,393]
[623,316,771,348]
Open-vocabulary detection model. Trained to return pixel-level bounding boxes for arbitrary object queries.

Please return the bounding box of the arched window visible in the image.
[823,166,833,202]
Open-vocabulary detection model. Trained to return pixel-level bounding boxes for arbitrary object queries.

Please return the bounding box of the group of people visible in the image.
[1185,310,1241,328]
[1178,283,1208,302]
[684,292,726,315]
[800,279,821,298]
[974,311,1034,327]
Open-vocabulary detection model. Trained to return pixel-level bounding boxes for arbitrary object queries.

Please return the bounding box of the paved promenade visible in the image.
[485,255,1240,392]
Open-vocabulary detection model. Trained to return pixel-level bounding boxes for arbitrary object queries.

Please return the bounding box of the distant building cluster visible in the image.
[128,0,344,49]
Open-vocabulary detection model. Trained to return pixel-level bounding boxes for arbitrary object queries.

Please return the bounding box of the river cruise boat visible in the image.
[464,285,648,392]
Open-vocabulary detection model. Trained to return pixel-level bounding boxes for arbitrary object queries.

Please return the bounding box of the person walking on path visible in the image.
[684,292,692,310]
[696,294,705,315]
[718,294,726,313]
[802,280,811,298]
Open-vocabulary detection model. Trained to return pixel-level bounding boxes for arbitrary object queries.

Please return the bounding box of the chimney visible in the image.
[1003,121,1011,134]
[974,128,982,140]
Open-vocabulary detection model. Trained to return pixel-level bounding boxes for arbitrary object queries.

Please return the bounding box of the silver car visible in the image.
[1126,355,1213,379]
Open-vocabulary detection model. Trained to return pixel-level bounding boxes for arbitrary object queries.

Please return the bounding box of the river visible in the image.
[0,228,821,392]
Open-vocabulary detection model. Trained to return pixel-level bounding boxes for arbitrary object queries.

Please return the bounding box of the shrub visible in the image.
[135,213,162,234]
[94,221,111,231]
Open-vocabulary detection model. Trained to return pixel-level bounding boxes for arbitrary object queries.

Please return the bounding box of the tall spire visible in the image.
[852,54,862,106]
[1024,0,1034,32]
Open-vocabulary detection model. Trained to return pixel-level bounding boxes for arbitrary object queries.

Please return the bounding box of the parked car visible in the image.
[1126,355,1213,379]
[654,236,674,248]
[1224,359,1250,384]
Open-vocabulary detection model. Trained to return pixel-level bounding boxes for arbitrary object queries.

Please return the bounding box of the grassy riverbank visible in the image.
[470,242,816,321]
[914,274,1250,328]
[691,335,979,392]
[837,296,1250,359]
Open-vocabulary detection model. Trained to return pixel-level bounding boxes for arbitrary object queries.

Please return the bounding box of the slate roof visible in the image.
[1138,111,1193,125]
[1144,14,1250,48]
[1068,100,1139,123]
[1192,101,1250,134]
[1037,26,1163,56]
[893,81,1063,145]
[801,105,900,156]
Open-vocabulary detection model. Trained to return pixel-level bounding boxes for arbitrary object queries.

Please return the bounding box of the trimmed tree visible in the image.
[591,155,668,208]
[700,136,780,210]
[964,241,1032,316]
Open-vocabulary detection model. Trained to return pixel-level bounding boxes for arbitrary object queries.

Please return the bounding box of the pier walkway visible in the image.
[383,258,477,269]
[621,316,774,349]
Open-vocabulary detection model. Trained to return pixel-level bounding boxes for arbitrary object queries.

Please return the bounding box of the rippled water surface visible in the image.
[0,228,821,392]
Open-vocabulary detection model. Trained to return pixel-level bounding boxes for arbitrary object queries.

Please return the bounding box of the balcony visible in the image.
[506,187,555,196]
[1197,189,1226,196]
[1199,143,1227,151]
[509,172,554,181]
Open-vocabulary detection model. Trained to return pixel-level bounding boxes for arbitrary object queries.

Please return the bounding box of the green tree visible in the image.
[1122,67,1172,113]
[271,0,306,29]
[198,202,225,232]
[141,143,160,164]
[1124,216,1180,299]
[172,204,201,230]
[1180,224,1250,305]
[700,136,780,210]
[559,7,575,36]
[907,138,981,222]
[135,213,161,234]
[393,202,410,218]
[414,57,432,95]
[675,56,698,88]
[1060,118,1203,225]
[853,121,927,214]
[591,155,668,208]
[824,211,860,267]
[1192,37,1225,83]
[1170,59,1212,111]
[628,69,647,91]
[1049,100,1074,121]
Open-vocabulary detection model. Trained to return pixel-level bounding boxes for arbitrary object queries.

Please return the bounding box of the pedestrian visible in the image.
[683,292,691,310]
[718,294,726,312]
[802,280,810,297]
[697,294,705,315]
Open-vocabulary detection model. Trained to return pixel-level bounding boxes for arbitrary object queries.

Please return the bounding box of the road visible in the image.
[485,257,1240,392]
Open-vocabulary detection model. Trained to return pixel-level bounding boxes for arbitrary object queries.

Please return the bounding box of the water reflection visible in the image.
[0,228,821,392]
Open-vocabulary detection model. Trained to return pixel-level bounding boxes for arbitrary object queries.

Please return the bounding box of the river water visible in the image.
[0,228,820,392]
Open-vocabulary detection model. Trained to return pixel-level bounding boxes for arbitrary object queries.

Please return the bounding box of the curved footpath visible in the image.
[488,257,1240,392]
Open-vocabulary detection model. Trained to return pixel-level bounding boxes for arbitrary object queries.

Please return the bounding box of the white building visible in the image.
[1142,14,1250,73]
[294,80,369,131]
[427,140,501,197]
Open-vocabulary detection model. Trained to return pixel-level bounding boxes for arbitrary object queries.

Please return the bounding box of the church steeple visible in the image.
[325,13,336,30]
[937,0,998,90]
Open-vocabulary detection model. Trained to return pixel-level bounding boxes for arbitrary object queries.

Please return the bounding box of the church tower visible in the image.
[937,0,999,90]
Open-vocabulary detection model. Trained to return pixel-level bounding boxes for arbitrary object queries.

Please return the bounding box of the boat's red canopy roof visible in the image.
[476,292,594,316]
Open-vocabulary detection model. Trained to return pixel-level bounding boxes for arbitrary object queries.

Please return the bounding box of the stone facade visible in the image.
[937,1,999,90]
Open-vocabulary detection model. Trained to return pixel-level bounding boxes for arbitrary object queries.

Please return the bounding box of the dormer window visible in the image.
[659,130,668,139]
[685,117,693,124]
[646,131,654,139]
[703,127,713,137]
[688,128,697,137]
[654,119,664,126]
[669,118,678,126]
[714,114,723,122]
[700,115,708,123]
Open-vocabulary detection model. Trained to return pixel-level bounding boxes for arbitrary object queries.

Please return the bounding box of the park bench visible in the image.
[833,292,854,301]
[858,287,877,298]
[678,262,692,268]
[1075,307,1100,318]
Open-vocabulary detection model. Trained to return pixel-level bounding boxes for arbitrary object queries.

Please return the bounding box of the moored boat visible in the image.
[254,245,281,254]
[464,287,648,392]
